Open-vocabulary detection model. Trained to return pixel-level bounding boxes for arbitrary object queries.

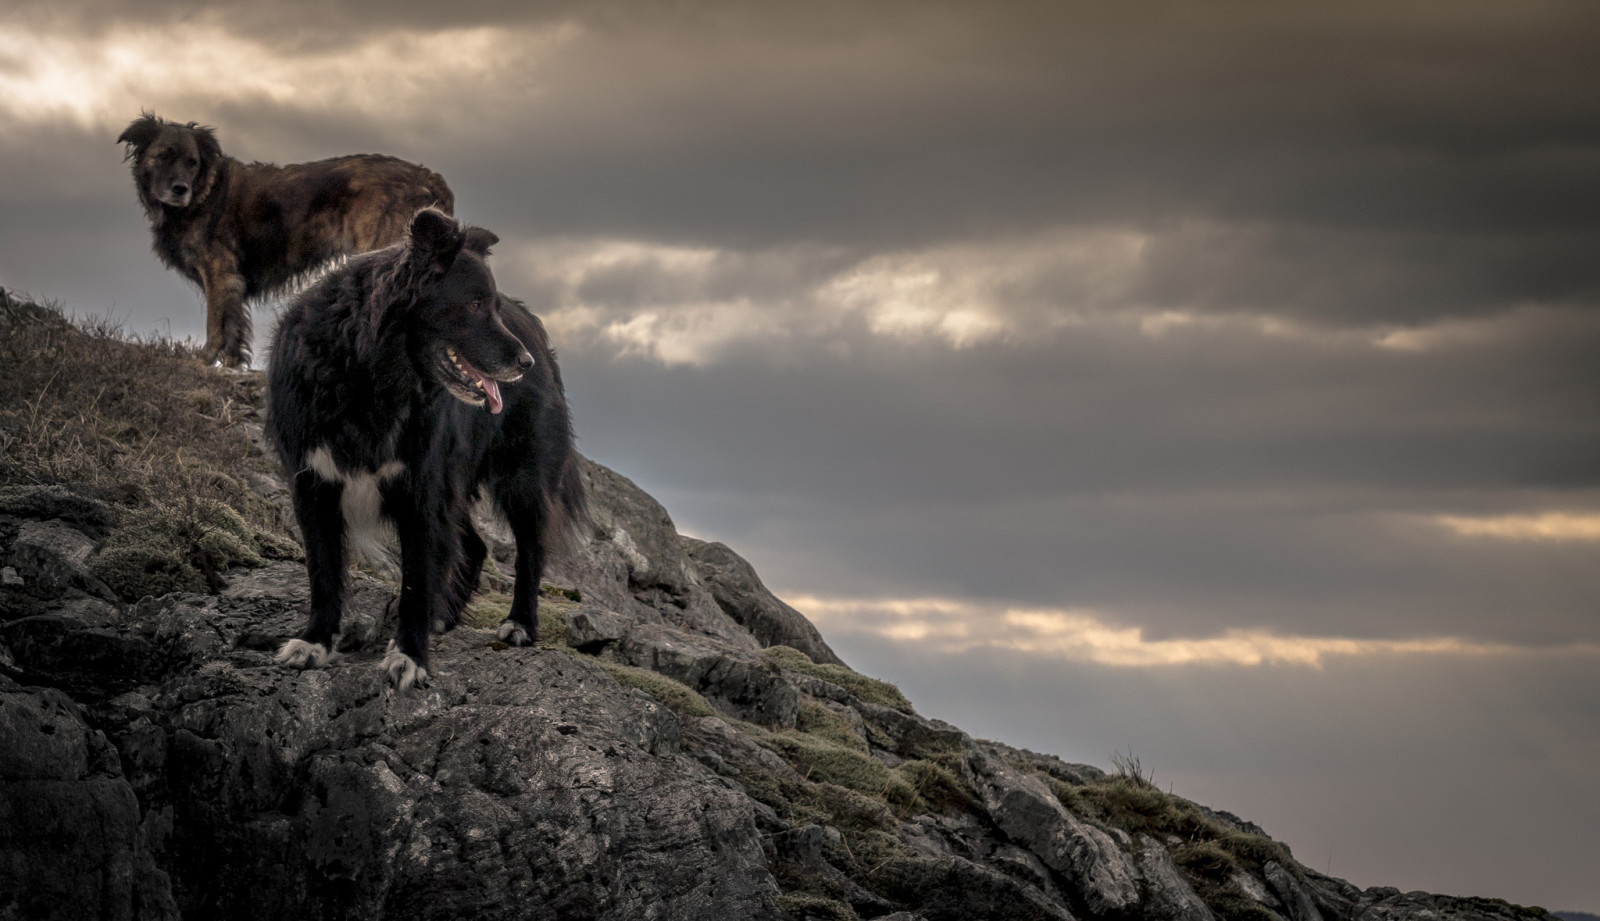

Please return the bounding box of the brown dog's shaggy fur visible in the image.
[118,113,454,366]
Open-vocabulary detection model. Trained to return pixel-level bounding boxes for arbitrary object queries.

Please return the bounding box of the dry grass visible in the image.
[763,645,915,714]
[0,291,298,597]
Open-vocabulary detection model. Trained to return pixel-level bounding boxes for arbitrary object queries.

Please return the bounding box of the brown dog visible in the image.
[118,113,454,366]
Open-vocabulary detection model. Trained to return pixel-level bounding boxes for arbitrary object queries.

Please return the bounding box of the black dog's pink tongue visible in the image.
[456,354,506,414]
[481,378,504,414]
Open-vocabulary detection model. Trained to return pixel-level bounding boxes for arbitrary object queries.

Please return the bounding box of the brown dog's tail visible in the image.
[423,170,455,217]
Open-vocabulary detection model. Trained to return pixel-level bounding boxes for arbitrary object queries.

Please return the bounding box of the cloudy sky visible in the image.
[2,0,1597,910]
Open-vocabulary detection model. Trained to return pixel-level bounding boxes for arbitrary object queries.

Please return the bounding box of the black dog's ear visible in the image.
[462,227,499,256]
[117,113,163,159]
[410,208,463,273]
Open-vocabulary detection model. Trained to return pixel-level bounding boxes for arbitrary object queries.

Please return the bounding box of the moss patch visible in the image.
[90,497,298,600]
[763,645,914,714]
[795,699,868,752]
[463,590,572,649]
[596,659,720,719]
[776,892,858,921]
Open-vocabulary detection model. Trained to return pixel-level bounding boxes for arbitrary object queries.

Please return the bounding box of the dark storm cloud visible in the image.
[558,306,1600,644]
[11,0,1599,326]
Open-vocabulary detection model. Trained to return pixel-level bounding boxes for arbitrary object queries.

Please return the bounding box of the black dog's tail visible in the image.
[543,451,591,563]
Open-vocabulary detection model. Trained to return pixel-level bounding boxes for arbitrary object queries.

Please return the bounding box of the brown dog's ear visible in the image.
[410,208,463,273]
[462,227,499,256]
[117,113,164,159]
[189,123,222,168]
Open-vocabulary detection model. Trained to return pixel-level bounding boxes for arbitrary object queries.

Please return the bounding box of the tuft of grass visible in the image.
[756,728,919,811]
[89,496,299,600]
[1173,840,1240,879]
[895,759,981,815]
[596,659,720,719]
[776,892,858,921]
[763,645,914,714]
[795,699,868,753]
[541,583,582,602]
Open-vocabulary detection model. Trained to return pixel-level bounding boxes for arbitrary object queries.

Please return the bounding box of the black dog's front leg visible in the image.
[276,471,346,669]
[383,491,455,692]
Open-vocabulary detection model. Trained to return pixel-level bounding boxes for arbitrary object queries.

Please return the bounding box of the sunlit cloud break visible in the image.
[786,595,1595,668]
[1434,512,1600,542]
[0,18,569,130]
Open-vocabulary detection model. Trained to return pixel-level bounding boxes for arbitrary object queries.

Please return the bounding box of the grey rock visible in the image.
[857,700,966,758]
[1,566,21,587]
[1235,868,1282,908]
[873,854,1076,921]
[681,536,845,666]
[1267,861,1326,921]
[1352,889,1549,921]
[564,605,636,651]
[582,460,691,596]
[123,632,778,920]
[620,623,799,728]
[6,518,118,601]
[1138,835,1216,921]
[0,677,179,921]
[0,484,117,540]
[682,714,806,788]
[963,745,1142,916]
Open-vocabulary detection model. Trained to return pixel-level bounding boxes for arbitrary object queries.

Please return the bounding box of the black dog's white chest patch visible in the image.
[306,445,405,558]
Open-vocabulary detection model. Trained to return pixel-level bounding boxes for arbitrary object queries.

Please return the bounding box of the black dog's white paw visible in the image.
[275,638,330,669]
[496,620,533,647]
[382,644,430,692]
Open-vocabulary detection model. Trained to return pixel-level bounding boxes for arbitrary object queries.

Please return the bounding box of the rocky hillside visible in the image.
[0,292,1556,921]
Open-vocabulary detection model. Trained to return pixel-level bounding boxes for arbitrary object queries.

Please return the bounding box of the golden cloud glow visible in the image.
[0,18,572,132]
[787,594,1594,668]
[1434,513,1600,541]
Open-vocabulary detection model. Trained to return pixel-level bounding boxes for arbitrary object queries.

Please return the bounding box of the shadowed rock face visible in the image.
[0,382,1559,921]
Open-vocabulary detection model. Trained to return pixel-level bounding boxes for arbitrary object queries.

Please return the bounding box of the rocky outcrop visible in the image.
[0,364,1560,921]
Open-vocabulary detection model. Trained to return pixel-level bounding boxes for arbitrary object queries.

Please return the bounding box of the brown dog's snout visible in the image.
[171,182,190,196]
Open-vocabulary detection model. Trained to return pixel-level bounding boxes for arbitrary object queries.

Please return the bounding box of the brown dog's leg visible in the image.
[200,256,251,367]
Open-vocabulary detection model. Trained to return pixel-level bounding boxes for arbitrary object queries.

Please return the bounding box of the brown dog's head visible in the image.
[118,113,222,211]
[404,209,534,414]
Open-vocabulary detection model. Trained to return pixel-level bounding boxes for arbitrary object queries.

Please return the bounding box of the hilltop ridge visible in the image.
[0,291,1556,921]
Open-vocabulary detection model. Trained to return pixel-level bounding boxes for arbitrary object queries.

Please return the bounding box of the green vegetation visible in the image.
[795,699,868,752]
[894,758,980,814]
[90,496,299,599]
[776,892,857,921]
[466,589,574,650]
[758,726,920,810]
[763,645,915,714]
[594,659,721,719]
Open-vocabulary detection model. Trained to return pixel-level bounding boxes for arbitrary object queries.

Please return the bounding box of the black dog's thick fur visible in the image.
[119,112,454,367]
[266,209,585,690]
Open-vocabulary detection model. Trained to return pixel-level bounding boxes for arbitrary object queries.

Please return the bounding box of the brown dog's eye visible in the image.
[186,157,198,167]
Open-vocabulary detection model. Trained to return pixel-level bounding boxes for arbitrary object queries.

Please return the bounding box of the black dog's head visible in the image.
[405,209,533,414]
[117,113,222,211]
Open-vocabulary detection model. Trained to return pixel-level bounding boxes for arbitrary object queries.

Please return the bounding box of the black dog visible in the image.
[119,113,454,367]
[266,208,585,690]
